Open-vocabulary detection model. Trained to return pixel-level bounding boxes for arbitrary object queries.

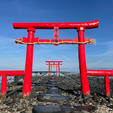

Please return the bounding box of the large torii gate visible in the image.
[45,61,63,76]
[13,20,98,97]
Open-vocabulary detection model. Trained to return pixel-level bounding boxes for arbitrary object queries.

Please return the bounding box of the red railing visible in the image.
[0,70,24,97]
[87,70,113,96]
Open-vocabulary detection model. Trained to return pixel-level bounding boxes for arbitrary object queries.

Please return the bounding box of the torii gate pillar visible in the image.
[58,62,61,77]
[23,28,35,97]
[78,27,90,95]
[48,62,51,76]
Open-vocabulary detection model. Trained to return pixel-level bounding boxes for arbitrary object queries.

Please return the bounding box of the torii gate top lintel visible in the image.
[13,20,99,29]
[46,61,63,64]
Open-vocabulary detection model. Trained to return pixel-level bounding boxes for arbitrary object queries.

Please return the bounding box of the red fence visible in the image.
[0,70,24,97]
[87,70,113,96]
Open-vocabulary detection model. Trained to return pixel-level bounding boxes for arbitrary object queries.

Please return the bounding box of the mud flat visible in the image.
[0,74,113,113]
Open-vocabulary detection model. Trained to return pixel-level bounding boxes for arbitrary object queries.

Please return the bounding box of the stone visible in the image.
[74,105,97,112]
[37,93,69,103]
[48,79,57,84]
[47,87,59,94]
[61,104,74,113]
[47,84,57,87]
[32,101,37,106]
[47,80,57,87]
[32,105,62,113]
[17,81,23,85]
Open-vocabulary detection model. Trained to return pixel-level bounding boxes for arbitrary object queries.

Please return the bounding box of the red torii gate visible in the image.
[12,20,113,98]
[45,61,63,76]
[13,20,98,97]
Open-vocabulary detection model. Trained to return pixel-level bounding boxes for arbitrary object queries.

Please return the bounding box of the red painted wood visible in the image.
[23,28,35,97]
[54,27,59,46]
[15,37,94,45]
[56,65,58,77]
[78,27,90,95]
[0,70,24,76]
[58,64,60,77]
[87,70,113,76]
[104,76,110,96]
[0,70,24,96]
[13,20,99,29]
[87,70,113,96]
[45,61,63,77]
[1,75,7,96]
[48,64,51,76]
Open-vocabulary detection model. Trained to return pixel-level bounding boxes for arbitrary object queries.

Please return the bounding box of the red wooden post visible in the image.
[56,64,58,77]
[48,64,51,76]
[78,27,90,95]
[58,62,60,77]
[50,64,52,76]
[53,62,55,68]
[104,75,110,96]
[1,74,7,98]
[23,28,35,97]
[54,27,59,40]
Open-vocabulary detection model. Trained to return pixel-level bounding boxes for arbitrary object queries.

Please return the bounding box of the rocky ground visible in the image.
[0,74,113,113]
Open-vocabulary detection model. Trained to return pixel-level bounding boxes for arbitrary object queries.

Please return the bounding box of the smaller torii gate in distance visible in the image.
[45,61,63,77]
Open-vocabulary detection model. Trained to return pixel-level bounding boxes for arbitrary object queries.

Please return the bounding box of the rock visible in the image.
[47,87,59,94]
[48,79,57,84]
[47,80,57,87]
[107,104,113,109]
[61,104,74,113]
[17,81,23,85]
[37,93,69,104]
[47,84,57,87]
[32,105,62,113]
[74,105,97,112]
[32,101,37,106]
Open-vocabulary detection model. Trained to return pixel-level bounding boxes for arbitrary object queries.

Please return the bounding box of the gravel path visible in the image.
[0,74,113,113]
